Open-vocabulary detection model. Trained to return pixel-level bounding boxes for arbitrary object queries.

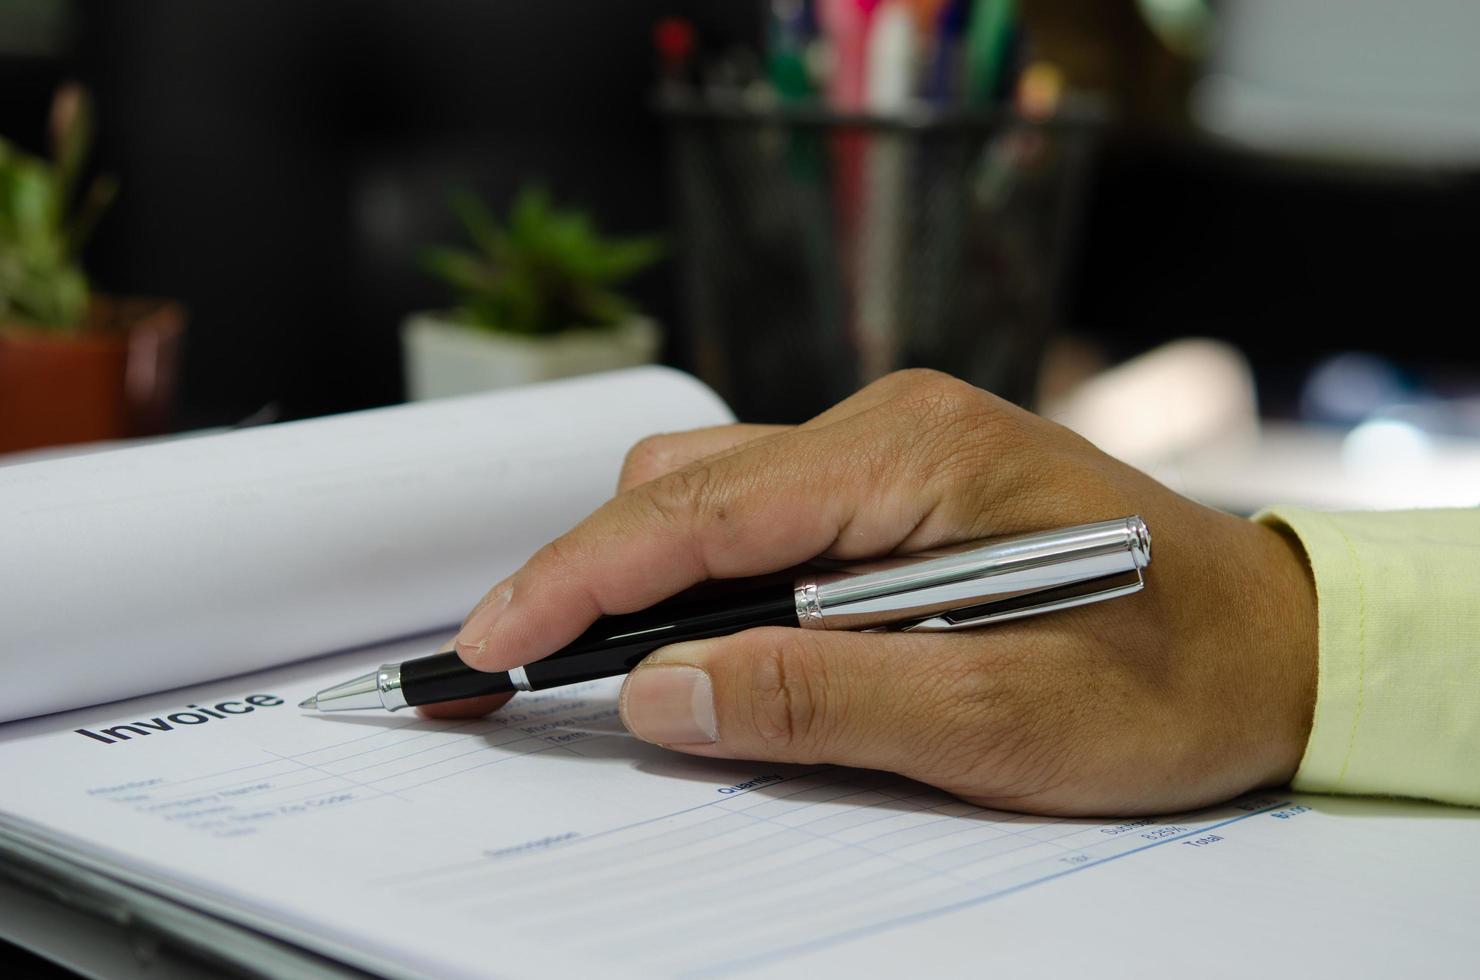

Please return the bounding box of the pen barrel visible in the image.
[396,583,798,704]
[520,582,798,691]
[798,516,1150,631]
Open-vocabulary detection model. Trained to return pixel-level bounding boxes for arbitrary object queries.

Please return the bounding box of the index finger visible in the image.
[452,405,976,671]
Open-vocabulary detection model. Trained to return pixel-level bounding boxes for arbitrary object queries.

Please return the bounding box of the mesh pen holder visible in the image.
[661,91,1103,423]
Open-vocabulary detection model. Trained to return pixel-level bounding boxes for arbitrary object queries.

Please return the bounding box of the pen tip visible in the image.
[298,697,317,710]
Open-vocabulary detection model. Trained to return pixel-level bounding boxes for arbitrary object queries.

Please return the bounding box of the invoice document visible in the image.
[3,631,1476,979]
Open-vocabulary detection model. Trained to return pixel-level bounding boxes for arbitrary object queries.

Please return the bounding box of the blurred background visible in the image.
[3,0,1480,513]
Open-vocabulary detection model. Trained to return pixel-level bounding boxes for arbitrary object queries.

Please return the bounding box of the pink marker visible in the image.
[818,0,880,110]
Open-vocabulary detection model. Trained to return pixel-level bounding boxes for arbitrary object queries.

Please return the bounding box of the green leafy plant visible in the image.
[422,187,661,336]
[0,84,117,331]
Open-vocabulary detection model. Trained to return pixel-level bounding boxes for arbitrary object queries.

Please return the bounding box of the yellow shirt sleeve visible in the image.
[1255,507,1480,806]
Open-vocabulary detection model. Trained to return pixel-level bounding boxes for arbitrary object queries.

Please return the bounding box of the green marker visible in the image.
[964,0,1016,106]
[767,0,814,101]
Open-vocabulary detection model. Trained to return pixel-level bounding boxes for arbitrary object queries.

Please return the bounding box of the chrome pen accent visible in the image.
[793,516,1150,632]
[794,580,823,627]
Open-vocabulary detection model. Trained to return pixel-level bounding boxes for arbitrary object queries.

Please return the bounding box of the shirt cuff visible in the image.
[1254,507,1480,806]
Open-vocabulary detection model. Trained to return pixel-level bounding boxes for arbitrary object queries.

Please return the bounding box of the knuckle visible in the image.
[855,368,947,402]
[904,382,1002,460]
[620,434,676,488]
[878,367,960,397]
[532,533,584,581]
[897,382,1068,533]
[641,460,717,531]
[904,370,990,420]
[857,369,985,425]
[747,633,831,754]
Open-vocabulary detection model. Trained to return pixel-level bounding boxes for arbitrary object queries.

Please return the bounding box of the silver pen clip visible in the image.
[794,516,1151,634]
[897,567,1145,632]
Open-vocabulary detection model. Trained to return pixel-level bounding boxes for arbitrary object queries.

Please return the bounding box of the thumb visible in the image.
[618,627,987,776]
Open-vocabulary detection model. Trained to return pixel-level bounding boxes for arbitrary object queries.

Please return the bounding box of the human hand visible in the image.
[427,370,1318,815]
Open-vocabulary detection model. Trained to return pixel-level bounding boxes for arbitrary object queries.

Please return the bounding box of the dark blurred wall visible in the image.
[3,1,1477,429]
[1070,137,1480,414]
[69,0,761,427]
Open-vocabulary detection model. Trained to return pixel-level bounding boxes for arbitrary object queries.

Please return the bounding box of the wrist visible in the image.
[1249,518,1319,786]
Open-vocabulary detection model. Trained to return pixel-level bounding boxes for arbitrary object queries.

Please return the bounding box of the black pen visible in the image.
[299,516,1150,713]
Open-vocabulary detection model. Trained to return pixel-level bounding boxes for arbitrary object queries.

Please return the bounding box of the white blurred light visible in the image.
[1046,339,1259,466]
[1193,0,1480,166]
[1341,419,1434,477]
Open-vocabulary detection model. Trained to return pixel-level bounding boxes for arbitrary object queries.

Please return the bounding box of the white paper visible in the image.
[0,367,732,723]
[3,638,1475,979]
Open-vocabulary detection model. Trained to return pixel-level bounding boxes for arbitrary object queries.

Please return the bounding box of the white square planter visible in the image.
[401,312,662,400]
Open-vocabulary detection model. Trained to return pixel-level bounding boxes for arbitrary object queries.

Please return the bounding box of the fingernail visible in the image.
[453,588,511,666]
[621,666,718,745]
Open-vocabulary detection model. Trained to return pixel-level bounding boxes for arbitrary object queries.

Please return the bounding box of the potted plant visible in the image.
[0,84,184,455]
[402,186,662,399]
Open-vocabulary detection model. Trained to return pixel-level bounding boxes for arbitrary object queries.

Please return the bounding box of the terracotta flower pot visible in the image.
[0,298,185,455]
